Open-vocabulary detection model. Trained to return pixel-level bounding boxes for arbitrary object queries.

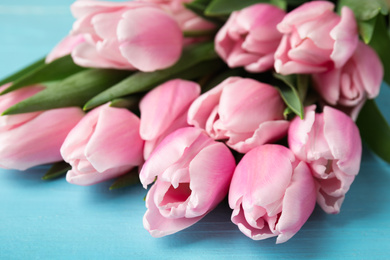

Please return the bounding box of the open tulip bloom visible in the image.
[1,0,390,244]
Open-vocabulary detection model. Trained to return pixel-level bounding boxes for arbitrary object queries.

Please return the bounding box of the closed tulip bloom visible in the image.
[61,103,144,186]
[0,84,84,170]
[188,77,289,153]
[64,0,183,72]
[140,127,236,237]
[215,4,285,72]
[288,105,362,214]
[275,1,358,75]
[139,79,201,159]
[312,41,383,120]
[229,144,316,244]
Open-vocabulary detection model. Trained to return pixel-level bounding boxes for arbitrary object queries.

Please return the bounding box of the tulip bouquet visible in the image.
[1,0,390,243]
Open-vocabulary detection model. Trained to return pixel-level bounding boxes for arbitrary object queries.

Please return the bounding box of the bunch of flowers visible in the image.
[1,0,389,243]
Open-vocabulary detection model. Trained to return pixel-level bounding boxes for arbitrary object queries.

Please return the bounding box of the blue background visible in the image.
[1,1,390,259]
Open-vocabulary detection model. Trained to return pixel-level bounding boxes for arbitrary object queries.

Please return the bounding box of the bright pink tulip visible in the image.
[229,144,316,243]
[46,34,85,63]
[0,84,84,170]
[140,127,236,237]
[188,77,289,153]
[61,103,144,186]
[288,105,362,214]
[215,4,285,72]
[274,1,358,75]
[312,41,383,120]
[139,79,200,159]
[66,0,183,72]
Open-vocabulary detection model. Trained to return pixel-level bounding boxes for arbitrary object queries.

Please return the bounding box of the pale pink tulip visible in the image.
[229,144,316,244]
[275,1,358,75]
[65,0,183,72]
[61,103,144,186]
[188,77,289,153]
[215,4,285,72]
[46,34,85,63]
[140,127,236,237]
[139,79,200,159]
[0,84,84,170]
[312,41,383,120]
[288,105,362,214]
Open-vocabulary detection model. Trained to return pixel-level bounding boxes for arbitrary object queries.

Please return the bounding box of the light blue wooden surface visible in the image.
[1,1,390,259]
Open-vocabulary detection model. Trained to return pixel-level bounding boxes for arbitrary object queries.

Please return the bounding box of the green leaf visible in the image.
[0,57,45,87]
[109,168,140,190]
[184,0,224,24]
[186,0,211,10]
[283,107,294,120]
[338,0,388,21]
[1,55,87,95]
[204,0,290,16]
[356,99,390,163]
[41,161,71,180]
[297,74,309,102]
[205,0,266,16]
[84,42,219,110]
[109,95,142,112]
[359,16,377,44]
[271,0,287,10]
[2,69,130,115]
[369,15,390,85]
[273,73,304,119]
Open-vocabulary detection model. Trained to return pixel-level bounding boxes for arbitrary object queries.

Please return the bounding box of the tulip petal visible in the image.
[140,127,204,187]
[229,145,295,209]
[323,106,361,175]
[118,7,183,72]
[227,120,290,154]
[72,42,134,69]
[143,184,204,238]
[46,34,85,63]
[330,7,358,68]
[277,1,334,33]
[66,165,135,186]
[140,79,200,140]
[218,79,284,133]
[276,161,316,244]
[188,78,239,128]
[186,142,235,217]
[85,104,143,173]
[353,42,383,99]
[0,108,84,170]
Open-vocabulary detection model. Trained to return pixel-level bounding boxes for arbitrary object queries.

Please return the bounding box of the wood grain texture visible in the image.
[0,1,390,259]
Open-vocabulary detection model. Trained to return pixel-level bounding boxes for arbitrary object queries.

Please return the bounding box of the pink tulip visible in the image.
[139,79,200,159]
[274,1,358,75]
[188,77,289,153]
[0,84,84,170]
[65,0,183,72]
[312,41,383,120]
[61,103,144,186]
[140,127,236,237]
[229,144,316,243]
[46,34,85,63]
[288,105,362,214]
[141,0,215,32]
[215,4,285,72]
